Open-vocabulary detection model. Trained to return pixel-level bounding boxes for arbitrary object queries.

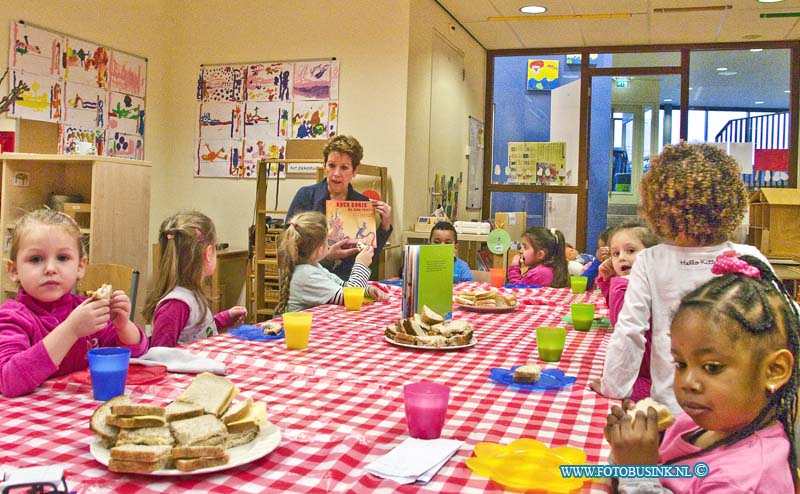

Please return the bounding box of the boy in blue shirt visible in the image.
[430,221,474,283]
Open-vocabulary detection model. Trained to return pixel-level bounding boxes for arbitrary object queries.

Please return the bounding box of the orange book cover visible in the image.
[326,200,377,248]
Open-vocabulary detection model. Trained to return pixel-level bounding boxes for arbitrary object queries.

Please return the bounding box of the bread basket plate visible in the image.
[489,367,576,391]
[384,335,477,351]
[455,304,517,314]
[70,363,168,385]
[230,324,285,341]
[90,422,281,476]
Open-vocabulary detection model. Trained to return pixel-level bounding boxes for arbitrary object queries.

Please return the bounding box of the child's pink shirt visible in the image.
[0,290,148,397]
[507,263,554,286]
[659,412,792,493]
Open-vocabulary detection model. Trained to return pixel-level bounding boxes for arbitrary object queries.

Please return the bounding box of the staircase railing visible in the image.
[715,112,789,189]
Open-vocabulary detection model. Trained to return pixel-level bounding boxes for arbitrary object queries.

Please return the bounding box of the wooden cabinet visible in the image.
[0,153,151,323]
[253,159,286,322]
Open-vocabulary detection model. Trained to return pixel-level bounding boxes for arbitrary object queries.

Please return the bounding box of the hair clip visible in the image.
[288,222,297,228]
[549,227,558,245]
[195,228,205,242]
[166,233,174,240]
[711,250,760,279]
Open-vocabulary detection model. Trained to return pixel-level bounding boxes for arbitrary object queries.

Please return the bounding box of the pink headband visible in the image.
[711,250,760,279]
[288,222,297,228]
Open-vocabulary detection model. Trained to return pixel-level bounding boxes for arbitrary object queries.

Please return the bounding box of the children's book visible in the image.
[402,244,454,319]
[326,200,377,248]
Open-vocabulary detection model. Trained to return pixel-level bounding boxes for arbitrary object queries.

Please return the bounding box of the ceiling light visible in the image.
[689,87,693,90]
[755,101,765,104]
[750,48,763,52]
[758,0,785,3]
[716,67,727,71]
[785,90,791,93]
[664,99,673,102]
[719,71,738,76]
[520,5,547,14]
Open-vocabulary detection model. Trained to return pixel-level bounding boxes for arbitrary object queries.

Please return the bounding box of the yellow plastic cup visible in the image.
[536,326,566,362]
[571,303,595,331]
[570,275,588,294]
[343,287,365,311]
[282,312,313,350]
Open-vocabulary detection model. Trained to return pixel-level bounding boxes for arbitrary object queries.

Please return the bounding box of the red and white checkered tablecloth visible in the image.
[0,283,615,494]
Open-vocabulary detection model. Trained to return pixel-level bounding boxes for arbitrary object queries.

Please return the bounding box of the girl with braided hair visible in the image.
[143,211,246,346]
[605,252,798,493]
[594,142,770,414]
[276,211,388,314]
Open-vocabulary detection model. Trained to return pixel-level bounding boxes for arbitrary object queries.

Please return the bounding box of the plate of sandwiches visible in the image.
[454,289,518,313]
[89,372,281,475]
[384,306,476,350]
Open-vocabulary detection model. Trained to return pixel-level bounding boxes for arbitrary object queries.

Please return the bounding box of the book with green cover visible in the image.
[402,244,454,319]
[326,200,377,248]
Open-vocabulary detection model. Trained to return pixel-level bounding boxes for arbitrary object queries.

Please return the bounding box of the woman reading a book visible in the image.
[287,135,393,280]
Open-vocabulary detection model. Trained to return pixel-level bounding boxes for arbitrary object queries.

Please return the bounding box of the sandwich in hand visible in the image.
[627,398,675,431]
[88,283,112,301]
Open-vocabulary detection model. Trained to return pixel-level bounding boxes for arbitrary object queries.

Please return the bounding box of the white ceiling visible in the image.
[437,0,800,49]
[437,0,799,109]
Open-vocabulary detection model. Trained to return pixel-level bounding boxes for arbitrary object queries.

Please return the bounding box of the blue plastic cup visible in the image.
[87,347,131,400]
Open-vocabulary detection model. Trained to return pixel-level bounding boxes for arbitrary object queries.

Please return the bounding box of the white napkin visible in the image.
[365,437,463,484]
[130,347,227,375]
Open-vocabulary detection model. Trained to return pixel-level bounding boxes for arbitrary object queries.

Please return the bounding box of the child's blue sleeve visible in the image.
[453,257,474,282]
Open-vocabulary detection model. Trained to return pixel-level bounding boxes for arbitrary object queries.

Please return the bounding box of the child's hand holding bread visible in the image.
[355,243,374,267]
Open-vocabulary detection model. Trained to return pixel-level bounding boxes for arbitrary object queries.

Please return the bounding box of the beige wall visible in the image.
[0,0,486,284]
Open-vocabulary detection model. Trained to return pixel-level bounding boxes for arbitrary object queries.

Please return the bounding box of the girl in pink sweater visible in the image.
[0,209,147,397]
[507,227,569,288]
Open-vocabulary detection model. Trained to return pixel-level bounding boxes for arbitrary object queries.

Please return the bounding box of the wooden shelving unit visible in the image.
[0,153,151,323]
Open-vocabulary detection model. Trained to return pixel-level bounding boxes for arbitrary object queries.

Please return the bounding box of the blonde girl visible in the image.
[597,142,770,413]
[0,209,147,397]
[143,211,246,347]
[605,253,798,493]
[507,226,569,288]
[276,211,388,314]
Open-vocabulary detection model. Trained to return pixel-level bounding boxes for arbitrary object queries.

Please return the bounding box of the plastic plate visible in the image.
[489,366,576,391]
[230,324,285,341]
[560,315,611,328]
[455,304,517,314]
[70,363,167,385]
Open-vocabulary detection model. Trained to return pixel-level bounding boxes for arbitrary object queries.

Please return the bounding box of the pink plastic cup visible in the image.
[403,382,450,439]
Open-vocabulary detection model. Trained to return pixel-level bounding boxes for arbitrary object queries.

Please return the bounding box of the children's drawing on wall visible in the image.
[60,125,104,155]
[198,65,245,102]
[293,60,337,100]
[292,100,337,139]
[108,50,146,97]
[11,22,62,77]
[198,101,242,139]
[526,59,560,91]
[8,21,147,159]
[243,101,286,141]
[64,38,108,88]
[11,71,62,122]
[195,139,241,177]
[108,92,144,135]
[64,81,106,129]
[246,63,292,101]
[242,139,285,178]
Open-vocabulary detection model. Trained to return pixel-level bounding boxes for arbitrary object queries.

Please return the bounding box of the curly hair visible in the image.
[664,256,799,489]
[639,142,747,246]
[323,135,363,168]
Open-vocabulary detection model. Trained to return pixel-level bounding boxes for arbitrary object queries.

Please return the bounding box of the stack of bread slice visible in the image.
[454,289,517,308]
[90,372,269,473]
[385,305,474,347]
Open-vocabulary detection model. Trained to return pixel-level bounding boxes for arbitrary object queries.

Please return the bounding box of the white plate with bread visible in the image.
[90,422,281,476]
[454,289,517,313]
[384,306,476,350]
[384,334,477,351]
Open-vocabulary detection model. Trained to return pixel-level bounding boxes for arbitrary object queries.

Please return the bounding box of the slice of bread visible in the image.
[110,444,172,462]
[513,364,542,383]
[226,401,267,433]
[177,372,237,417]
[420,305,444,325]
[116,426,175,446]
[108,458,168,474]
[438,319,471,337]
[106,415,167,429]
[169,414,227,446]
[164,401,204,422]
[89,283,112,301]
[393,332,416,345]
[175,454,229,472]
[416,334,447,347]
[627,398,676,431]
[453,295,475,306]
[221,398,253,425]
[171,445,227,459]
[90,395,131,446]
[446,333,472,346]
[111,404,166,417]
[225,426,259,448]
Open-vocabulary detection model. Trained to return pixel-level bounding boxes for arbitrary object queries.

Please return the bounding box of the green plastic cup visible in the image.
[536,326,566,362]
[570,276,588,294]
[571,303,595,331]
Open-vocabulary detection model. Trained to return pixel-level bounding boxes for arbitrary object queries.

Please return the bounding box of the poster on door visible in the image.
[506,142,567,185]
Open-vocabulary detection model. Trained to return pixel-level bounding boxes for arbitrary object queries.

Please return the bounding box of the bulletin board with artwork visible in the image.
[8,20,147,158]
[195,59,339,178]
[504,142,567,185]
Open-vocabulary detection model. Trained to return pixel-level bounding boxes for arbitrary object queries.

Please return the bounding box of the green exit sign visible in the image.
[615,78,630,88]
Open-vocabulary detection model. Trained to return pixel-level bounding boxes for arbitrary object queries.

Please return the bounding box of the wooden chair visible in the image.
[471,270,491,283]
[77,263,140,320]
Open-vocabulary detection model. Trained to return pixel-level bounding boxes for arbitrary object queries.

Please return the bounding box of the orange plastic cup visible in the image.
[490,268,505,288]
